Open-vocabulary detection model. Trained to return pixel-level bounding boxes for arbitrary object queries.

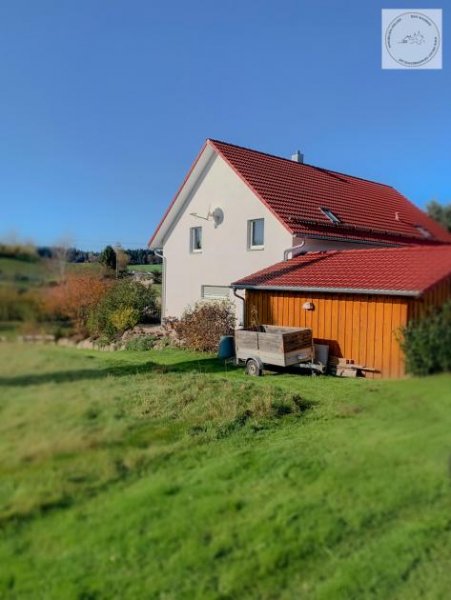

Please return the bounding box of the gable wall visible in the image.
[162,153,293,319]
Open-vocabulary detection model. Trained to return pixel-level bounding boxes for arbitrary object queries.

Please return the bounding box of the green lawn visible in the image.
[128,263,162,273]
[1,343,451,599]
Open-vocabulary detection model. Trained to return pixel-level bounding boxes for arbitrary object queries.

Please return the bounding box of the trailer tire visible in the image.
[246,358,262,376]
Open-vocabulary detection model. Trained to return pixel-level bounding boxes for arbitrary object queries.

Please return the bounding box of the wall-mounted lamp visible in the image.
[303,301,314,311]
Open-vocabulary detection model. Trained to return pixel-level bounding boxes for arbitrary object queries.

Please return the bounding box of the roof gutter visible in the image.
[231,284,421,298]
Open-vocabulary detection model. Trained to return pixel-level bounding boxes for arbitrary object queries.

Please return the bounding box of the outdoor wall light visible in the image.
[303,301,314,311]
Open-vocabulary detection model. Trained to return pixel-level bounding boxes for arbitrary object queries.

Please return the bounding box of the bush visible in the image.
[152,271,162,285]
[124,335,157,351]
[400,300,451,376]
[0,288,43,321]
[172,300,236,352]
[88,280,158,340]
[44,275,111,335]
[110,307,140,333]
[0,242,38,262]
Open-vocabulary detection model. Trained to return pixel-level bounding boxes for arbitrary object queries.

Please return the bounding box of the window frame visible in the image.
[190,226,203,253]
[248,218,265,250]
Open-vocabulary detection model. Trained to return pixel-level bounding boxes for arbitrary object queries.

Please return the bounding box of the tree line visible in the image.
[35,246,162,265]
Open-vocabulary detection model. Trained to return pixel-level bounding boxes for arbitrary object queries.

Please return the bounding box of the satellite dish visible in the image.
[212,207,224,228]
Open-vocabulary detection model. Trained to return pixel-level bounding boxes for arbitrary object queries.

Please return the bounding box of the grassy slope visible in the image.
[0,257,102,286]
[1,344,451,599]
[0,257,47,287]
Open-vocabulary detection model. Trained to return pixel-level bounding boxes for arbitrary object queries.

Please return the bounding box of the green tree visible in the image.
[426,200,451,232]
[99,245,116,271]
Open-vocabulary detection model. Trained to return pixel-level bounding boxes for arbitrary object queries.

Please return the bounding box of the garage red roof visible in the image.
[232,245,451,296]
[210,140,451,245]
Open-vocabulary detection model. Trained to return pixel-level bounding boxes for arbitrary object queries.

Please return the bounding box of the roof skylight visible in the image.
[415,225,432,239]
[320,207,341,224]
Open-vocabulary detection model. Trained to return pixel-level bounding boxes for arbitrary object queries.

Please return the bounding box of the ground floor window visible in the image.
[201,285,230,300]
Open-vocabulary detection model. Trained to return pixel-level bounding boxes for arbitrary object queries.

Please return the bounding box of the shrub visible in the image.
[152,270,162,285]
[88,280,158,340]
[124,335,157,351]
[110,307,140,333]
[400,300,451,376]
[0,242,38,262]
[44,275,111,335]
[172,300,236,352]
[0,287,43,321]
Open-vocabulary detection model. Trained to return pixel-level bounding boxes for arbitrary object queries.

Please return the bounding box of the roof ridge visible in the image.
[208,138,394,189]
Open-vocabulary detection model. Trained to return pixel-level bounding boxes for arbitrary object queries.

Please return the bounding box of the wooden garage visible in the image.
[232,246,451,378]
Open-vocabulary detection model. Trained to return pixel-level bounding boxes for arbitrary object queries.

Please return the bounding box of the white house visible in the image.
[148,139,450,322]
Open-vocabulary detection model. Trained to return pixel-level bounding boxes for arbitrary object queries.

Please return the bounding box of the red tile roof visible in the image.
[232,245,451,296]
[210,140,451,245]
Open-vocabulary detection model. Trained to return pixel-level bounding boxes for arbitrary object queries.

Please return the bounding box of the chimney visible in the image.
[291,150,304,163]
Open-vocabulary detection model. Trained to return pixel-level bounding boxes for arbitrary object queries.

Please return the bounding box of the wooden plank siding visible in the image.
[407,277,451,321]
[245,291,410,378]
[245,278,451,378]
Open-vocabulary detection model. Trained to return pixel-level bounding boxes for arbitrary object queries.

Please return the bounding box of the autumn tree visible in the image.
[114,244,130,276]
[45,274,111,335]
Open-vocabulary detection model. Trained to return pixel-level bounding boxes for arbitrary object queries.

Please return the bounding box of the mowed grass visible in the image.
[128,263,162,273]
[1,344,451,599]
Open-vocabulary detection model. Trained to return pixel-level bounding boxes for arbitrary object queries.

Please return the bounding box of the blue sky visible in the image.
[1,0,449,249]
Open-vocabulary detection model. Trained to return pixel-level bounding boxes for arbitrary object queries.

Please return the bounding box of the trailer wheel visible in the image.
[246,358,262,376]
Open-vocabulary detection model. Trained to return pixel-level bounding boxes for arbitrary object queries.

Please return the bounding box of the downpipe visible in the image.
[283,238,306,261]
[154,249,166,325]
[233,288,246,328]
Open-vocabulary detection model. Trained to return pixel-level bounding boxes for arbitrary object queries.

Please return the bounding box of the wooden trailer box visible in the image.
[234,325,313,369]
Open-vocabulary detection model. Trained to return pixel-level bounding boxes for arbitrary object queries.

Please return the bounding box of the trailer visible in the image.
[234,325,323,376]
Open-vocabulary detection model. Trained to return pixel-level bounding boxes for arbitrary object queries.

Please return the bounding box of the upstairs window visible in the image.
[415,225,432,239]
[248,218,264,249]
[320,207,341,224]
[190,226,202,252]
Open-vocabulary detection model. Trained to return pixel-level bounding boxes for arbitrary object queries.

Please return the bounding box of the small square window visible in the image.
[248,218,264,249]
[320,207,341,224]
[190,226,202,252]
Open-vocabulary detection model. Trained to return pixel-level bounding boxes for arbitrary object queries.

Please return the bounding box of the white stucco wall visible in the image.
[297,237,382,253]
[162,153,293,322]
